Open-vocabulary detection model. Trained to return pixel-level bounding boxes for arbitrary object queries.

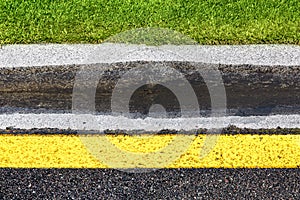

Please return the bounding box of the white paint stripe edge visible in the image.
[1,44,300,68]
[0,113,299,130]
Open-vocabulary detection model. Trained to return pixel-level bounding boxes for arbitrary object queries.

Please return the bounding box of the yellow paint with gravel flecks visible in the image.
[0,134,300,168]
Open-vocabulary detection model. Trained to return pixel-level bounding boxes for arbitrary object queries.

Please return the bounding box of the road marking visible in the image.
[1,44,300,68]
[0,113,300,130]
[1,134,300,168]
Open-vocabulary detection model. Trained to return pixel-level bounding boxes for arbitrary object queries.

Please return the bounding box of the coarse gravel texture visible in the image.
[0,168,299,199]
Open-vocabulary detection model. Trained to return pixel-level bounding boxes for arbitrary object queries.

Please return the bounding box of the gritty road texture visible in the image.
[0,168,299,199]
[0,61,299,117]
[0,126,300,135]
[0,113,300,130]
[0,44,299,118]
[0,44,299,199]
[1,44,300,67]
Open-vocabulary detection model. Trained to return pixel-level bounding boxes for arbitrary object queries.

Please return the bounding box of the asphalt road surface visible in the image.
[1,168,299,199]
[0,44,299,199]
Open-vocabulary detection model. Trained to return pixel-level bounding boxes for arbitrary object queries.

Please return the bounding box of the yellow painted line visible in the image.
[0,134,300,168]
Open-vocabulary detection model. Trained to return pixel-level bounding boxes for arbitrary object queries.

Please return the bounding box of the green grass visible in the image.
[0,0,299,45]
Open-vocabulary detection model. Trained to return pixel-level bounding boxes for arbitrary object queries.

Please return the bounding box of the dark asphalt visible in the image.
[0,168,299,199]
[1,62,299,116]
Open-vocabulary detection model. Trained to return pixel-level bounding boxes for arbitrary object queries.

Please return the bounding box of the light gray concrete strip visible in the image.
[0,113,299,130]
[0,44,300,68]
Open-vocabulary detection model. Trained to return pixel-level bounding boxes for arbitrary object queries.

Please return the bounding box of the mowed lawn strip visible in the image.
[0,0,299,45]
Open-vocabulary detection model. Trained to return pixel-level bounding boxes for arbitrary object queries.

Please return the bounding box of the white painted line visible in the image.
[1,44,300,68]
[0,113,299,131]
